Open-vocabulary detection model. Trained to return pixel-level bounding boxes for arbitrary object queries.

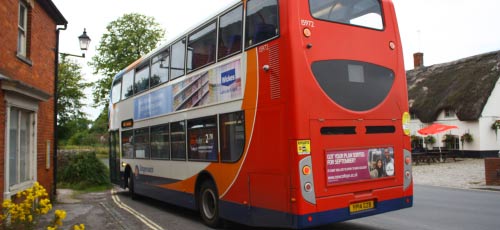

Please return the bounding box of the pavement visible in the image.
[49,158,500,229]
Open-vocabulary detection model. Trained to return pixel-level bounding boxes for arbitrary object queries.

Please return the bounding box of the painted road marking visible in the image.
[111,189,164,230]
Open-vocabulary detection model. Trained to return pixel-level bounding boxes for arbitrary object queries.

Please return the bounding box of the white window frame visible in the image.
[3,93,38,200]
[17,1,28,57]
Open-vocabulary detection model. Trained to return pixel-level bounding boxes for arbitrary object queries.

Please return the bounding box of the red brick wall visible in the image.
[0,0,57,199]
[0,90,4,198]
[485,158,500,186]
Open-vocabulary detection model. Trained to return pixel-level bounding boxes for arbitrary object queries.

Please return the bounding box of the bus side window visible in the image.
[134,63,150,94]
[171,38,186,80]
[122,130,134,159]
[151,49,170,88]
[121,71,134,99]
[111,80,121,104]
[171,121,187,160]
[187,116,218,162]
[218,5,243,60]
[188,21,217,72]
[220,111,245,162]
[134,127,150,159]
[151,124,170,160]
[245,0,279,48]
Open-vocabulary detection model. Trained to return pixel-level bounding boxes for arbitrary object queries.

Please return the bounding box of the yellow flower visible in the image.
[47,227,56,230]
[73,223,85,230]
[55,209,67,220]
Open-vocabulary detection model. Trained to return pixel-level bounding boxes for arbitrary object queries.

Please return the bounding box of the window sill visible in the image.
[16,54,33,66]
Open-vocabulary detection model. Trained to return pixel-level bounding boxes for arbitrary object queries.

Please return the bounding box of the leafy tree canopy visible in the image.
[90,13,165,107]
[58,56,91,126]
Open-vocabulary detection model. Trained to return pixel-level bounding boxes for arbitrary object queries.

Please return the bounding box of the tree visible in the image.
[57,56,91,143]
[90,13,165,107]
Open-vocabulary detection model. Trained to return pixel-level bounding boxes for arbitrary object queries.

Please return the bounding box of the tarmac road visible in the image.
[51,158,500,229]
[49,185,500,230]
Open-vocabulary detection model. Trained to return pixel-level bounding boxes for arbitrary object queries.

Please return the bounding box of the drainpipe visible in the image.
[54,24,67,197]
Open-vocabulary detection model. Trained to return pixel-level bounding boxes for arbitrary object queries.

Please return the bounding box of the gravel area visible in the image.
[413,158,486,189]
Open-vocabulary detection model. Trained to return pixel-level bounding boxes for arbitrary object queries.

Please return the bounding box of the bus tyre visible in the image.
[199,181,221,228]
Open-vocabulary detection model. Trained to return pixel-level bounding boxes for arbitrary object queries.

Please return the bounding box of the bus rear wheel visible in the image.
[199,181,221,228]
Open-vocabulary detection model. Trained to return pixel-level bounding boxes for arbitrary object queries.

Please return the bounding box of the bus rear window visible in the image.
[309,0,383,30]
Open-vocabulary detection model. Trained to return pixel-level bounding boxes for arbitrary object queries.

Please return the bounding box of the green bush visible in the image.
[58,152,110,190]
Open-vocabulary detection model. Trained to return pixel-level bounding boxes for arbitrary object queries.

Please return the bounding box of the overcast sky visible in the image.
[52,0,500,120]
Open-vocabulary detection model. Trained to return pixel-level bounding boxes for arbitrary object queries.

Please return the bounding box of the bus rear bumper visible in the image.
[295,195,413,228]
[220,196,413,229]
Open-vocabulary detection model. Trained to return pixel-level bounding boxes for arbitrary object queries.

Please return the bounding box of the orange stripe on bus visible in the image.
[158,50,260,195]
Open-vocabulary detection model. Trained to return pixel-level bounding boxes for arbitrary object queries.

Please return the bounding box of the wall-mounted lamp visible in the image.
[60,28,91,58]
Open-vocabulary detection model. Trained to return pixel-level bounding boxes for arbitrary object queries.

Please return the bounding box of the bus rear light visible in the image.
[405,157,411,165]
[299,156,316,204]
[389,41,396,50]
[302,165,311,175]
[304,182,313,192]
[405,170,411,179]
[303,28,311,37]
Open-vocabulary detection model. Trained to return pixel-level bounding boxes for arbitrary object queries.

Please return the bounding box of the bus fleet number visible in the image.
[301,19,315,28]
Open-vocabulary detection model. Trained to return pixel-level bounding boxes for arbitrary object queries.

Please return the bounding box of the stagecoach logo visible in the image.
[221,69,236,86]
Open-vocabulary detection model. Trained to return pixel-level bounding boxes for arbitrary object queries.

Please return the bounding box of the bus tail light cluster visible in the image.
[403,149,412,190]
[299,156,316,204]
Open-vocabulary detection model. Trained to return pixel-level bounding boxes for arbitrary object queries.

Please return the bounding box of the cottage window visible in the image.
[17,1,29,57]
[444,109,456,118]
[6,106,36,197]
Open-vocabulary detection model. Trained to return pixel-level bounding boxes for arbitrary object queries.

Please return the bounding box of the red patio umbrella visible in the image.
[417,123,458,161]
[418,123,458,135]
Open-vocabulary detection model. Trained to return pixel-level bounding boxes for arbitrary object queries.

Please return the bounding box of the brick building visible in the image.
[0,0,66,200]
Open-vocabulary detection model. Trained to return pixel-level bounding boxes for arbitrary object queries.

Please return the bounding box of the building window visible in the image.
[8,107,35,188]
[17,1,29,57]
[444,109,456,118]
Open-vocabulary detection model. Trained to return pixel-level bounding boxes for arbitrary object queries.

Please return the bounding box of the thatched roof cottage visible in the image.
[407,51,500,157]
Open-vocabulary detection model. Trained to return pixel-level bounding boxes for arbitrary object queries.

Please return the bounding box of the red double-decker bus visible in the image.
[108,0,413,228]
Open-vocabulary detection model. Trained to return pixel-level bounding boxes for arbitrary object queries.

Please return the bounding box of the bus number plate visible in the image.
[349,200,375,213]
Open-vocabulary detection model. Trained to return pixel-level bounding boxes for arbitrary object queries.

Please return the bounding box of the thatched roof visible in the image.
[407,51,500,123]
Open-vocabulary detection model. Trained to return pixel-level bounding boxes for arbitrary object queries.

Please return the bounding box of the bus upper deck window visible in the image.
[245,0,279,48]
[151,49,170,87]
[134,63,150,94]
[111,80,121,104]
[218,5,243,60]
[121,71,134,99]
[171,38,186,80]
[188,21,217,72]
[309,0,384,30]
